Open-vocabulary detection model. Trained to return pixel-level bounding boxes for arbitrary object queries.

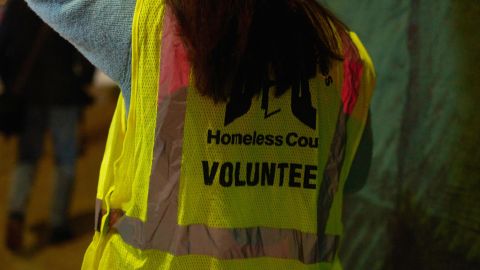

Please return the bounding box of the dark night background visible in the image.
[323,0,480,269]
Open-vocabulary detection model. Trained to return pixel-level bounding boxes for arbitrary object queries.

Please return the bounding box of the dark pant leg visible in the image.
[8,106,47,214]
[48,106,79,227]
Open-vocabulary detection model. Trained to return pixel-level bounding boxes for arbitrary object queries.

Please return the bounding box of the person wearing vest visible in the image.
[24,0,375,269]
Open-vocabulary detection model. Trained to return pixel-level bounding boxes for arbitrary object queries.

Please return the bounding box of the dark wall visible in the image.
[321,0,480,268]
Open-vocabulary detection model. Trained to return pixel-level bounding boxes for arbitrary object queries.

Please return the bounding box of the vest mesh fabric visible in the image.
[82,0,375,269]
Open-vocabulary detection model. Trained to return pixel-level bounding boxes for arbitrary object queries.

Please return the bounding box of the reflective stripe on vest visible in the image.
[82,0,375,269]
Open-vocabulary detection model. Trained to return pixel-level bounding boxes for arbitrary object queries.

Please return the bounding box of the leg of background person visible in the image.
[6,106,47,251]
[48,105,79,242]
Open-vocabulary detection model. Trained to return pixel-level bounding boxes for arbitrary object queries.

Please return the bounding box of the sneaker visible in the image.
[6,213,25,252]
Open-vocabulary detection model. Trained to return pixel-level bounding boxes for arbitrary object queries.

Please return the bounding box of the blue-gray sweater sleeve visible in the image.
[24,0,135,107]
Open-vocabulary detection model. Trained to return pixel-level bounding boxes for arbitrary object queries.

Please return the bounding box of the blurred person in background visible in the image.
[23,0,374,269]
[0,0,94,252]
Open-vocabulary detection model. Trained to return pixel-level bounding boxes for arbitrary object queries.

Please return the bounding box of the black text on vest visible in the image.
[224,79,317,130]
[202,161,317,190]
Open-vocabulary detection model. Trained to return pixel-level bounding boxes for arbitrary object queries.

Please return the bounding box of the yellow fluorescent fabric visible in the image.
[92,233,338,270]
[108,0,162,238]
[83,0,164,268]
[109,0,163,220]
[82,0,375,268]
[179,74,341,234]
[96,95,126,201]
[326,32,376,234]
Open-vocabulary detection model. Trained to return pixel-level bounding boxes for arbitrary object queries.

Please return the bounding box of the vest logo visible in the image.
[224,78,317,130]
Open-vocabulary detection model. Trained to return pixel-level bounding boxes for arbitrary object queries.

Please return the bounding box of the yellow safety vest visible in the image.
[82,0,375,269]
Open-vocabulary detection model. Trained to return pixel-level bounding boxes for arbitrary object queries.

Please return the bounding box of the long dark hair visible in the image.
[166,0,349,102]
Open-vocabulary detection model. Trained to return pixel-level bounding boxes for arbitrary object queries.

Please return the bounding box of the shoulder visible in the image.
[335,31,376,116]
[349,32,376,84]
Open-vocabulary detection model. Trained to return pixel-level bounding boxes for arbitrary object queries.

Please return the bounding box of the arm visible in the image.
[24,0,135,103]
[344,111,373,193]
